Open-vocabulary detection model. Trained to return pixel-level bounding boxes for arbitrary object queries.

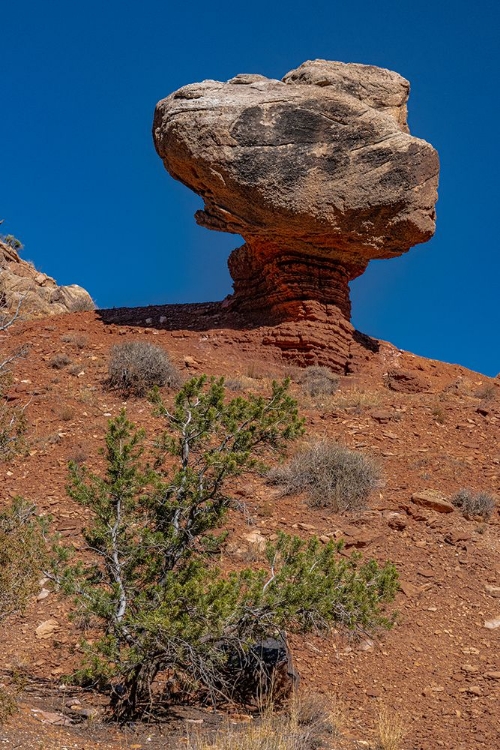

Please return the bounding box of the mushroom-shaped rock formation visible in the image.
[153,60,439,369]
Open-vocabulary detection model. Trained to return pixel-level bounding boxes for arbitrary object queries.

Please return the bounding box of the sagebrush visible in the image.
[299,366,339,398]
[451,488,496,520]
[0,498,47,622]
[107,341,182,396]
[268,440,379,511]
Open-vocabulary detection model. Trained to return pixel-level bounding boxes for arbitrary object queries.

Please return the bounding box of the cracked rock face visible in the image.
[153,59,439,323]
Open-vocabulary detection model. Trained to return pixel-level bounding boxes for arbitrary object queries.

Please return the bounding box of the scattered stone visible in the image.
[35,618,59,639]
[485,585,500,598]
[387,512,407,530]
[36,588,50,601]
[31,709,73,726]
[444,531,471,545]
[370,410,394,423]
[484,672,500,680]
[484,617,500,630]
[411,490,454,514]
[386,369,431,393]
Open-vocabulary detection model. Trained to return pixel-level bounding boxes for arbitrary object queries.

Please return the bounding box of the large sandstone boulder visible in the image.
[153,60,439,323]
[0,239,95,320]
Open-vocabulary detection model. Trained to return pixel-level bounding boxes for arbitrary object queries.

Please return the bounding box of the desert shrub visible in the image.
[0,687,17,725]
[69,296,97,313]
[225,376,245,392]
[49,353,72,369]
[107,341,182,396]
[299,366,339,398]
[375,705,407,750]
[187,694,339,750]
[61,333,87,349]
[268,440,379,511]
[55,379,397,720]
[0,498,47,622]
[451,488,496,520]
[1,234,23,253]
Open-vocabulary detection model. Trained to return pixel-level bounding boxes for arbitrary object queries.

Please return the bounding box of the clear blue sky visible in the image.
[2,1,499,376]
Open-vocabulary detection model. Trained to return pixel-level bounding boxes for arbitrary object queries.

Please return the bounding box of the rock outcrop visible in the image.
[0,239,95,320]
[153,60,439,369]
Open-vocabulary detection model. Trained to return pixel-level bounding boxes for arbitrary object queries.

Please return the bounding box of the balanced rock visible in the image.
[0,238,95,320]
[153,60,439,328]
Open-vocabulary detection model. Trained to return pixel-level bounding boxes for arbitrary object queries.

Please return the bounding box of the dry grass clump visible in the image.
[375,706,407,750]
[333,387,381,413]
[107,341,182,396]
[268,440,379,512]
[451,488,496,520]
[69,296,97,312]
[299,366,339,398]
[0,686,17,725]
[187,693,340,750]
[49,353,72,369]
[0,498,47,623]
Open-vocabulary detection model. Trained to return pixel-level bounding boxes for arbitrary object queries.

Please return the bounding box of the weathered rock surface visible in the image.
[154,60,439,326]
[0,239,95,320]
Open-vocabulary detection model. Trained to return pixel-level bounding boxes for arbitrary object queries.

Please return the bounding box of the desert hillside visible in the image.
[0,305,499,749]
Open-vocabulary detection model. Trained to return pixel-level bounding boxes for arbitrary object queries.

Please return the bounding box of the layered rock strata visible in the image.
[153,60,439,368]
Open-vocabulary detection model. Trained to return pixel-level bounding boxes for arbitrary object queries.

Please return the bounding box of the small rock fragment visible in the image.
[411,490,455,514]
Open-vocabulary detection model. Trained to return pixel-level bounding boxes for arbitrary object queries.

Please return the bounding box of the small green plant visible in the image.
[107,341,182,396]
[299,366,339,398]
[0,686,18,725]
[268,440,379,511]
[451,489,496,520]
[1,234,23,253]
[55,378,397,720]
[0,498,48,622]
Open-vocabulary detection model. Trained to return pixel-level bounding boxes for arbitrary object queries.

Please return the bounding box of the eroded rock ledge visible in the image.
[153,60,439,369]
[0,239,95,319]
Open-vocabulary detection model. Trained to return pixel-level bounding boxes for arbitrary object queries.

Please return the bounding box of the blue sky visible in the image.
[1,1,499,376]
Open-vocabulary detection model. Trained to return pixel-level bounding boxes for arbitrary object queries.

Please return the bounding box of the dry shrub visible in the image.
[0,687,17,725]
[451,488,496,520]
[334,387,381,413]
[107,341,182,396]
[375,706,406,750]
[0,498,47,622]
[187,693,339,750]
[69,296,96,312]
[61,333,87,349]
[299,366,339,398]
[268,440,379,511]
[49,353,72,369]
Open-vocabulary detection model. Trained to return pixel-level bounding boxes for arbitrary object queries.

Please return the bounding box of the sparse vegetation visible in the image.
[107,341,182,396]
[61,333,88,349]
[268,440,379,512]
[0,498,47,622]
[451,488,496,520]
[187,693,341,750]
[55,379,397,720]
[0,686,18,725]
[375,705,407,750]
[49,353,72,369]
[0,307,29,459]
[69,296,97,312]
[299,366,339,398]
[0,234,23,253]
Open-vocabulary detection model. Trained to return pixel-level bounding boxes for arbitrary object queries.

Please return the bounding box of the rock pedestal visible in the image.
[153,60,439,368]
